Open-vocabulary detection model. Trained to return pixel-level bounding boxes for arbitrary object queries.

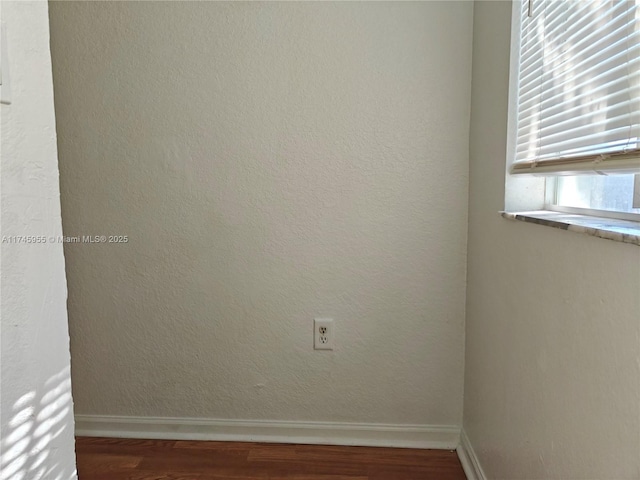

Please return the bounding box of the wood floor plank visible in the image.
[75,437,466,480]
[76,453,143,474]
[269,476,368,480]
[247,444,299,462]
[76,437,177,456]
[174,440,256,453]
[85,474,201,480]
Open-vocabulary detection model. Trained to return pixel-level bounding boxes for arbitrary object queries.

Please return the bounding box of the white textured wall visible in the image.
[464,2,640,478]
[48,2,473,426]
[0,2,77,479]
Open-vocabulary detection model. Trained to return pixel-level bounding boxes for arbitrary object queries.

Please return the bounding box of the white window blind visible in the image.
[512,0,640,175]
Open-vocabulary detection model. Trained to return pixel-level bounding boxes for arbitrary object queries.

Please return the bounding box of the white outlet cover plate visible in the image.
[314,318,334,351]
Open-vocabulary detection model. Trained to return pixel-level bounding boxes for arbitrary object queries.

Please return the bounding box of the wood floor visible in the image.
[76,437,467,480]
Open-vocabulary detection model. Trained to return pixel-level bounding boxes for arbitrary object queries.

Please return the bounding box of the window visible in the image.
[510,0,640,221]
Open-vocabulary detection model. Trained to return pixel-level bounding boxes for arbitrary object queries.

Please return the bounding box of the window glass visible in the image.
[556,174,640,214]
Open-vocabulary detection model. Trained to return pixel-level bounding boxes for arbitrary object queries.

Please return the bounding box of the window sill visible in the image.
[500,210,640,246]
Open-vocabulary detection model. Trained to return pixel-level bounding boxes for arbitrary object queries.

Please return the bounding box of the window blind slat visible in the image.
[522,2,633,72]
[518,41,639,109]
[539,95,638,134]
[519,26,638,93]
[512,0,639,175]
[527,1,629,59]
[517,101,637,144]
[518,119,638,156]
[518,69,639,120]
[518,1,619,64]
[517,130,639,163]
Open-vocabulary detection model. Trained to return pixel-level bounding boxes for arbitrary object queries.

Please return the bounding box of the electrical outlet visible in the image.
[314,318,334,350]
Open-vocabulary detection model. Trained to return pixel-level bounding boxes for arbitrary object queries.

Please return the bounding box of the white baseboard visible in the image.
[75,415,460,450]
[456,428,487,480]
